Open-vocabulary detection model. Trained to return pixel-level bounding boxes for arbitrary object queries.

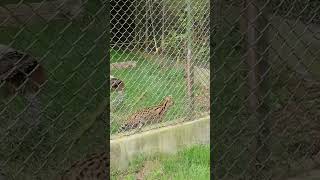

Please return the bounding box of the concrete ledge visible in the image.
[110,116,210,170]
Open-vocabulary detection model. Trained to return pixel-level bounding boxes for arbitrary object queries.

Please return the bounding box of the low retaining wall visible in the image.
[110,116,210,170]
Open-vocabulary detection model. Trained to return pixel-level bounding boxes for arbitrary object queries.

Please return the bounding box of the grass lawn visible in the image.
[110,50,209,134]
[111,144,210,180]
[0,0,107,179]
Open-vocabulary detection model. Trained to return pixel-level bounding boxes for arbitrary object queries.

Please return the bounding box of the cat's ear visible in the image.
[166,95,173,101]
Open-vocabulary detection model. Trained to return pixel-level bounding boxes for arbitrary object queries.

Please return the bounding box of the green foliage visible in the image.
[162,0,209,65]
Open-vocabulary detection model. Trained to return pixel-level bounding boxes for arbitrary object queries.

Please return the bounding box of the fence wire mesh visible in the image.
[0,0,107,179]
[110,0,210,135]
[214,0,320,179]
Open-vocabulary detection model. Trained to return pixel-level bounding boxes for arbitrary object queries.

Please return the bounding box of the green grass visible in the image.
[0,0,106,179]
[111,144,210,180]
[110,50,208,134]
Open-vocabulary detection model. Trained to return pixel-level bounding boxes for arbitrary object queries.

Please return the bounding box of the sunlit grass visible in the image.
[111,144,210,180]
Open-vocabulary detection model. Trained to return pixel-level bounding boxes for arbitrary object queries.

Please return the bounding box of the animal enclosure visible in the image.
[213,0,320,179]
[0,0,106,179]
[110,0,210,136]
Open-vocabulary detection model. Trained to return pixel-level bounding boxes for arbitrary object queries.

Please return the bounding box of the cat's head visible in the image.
[110,75,125,92]
[165,95,174,106]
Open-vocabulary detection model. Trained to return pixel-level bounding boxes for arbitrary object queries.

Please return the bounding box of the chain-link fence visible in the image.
[110,0,210,135]
[213,0,320,179]
[0,0,107,179]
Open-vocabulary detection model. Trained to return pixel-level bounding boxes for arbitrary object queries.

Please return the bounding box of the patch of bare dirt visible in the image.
[135,160,162,180]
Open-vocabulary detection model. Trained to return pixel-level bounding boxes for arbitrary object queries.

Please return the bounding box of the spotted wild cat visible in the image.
[119,96,174,132]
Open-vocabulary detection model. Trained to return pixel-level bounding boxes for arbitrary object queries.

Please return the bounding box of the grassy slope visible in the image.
[110,50,208,134]
[111,144,210,180]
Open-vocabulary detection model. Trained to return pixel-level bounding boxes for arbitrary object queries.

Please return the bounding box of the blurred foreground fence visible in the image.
[110,0,210,135]
[0,0,107,179]
[213,0,320,179]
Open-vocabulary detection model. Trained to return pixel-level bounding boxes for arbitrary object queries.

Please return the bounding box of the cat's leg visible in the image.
[136,119,148,131]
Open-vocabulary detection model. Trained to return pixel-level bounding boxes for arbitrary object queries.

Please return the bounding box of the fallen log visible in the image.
[111,61,136,71]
